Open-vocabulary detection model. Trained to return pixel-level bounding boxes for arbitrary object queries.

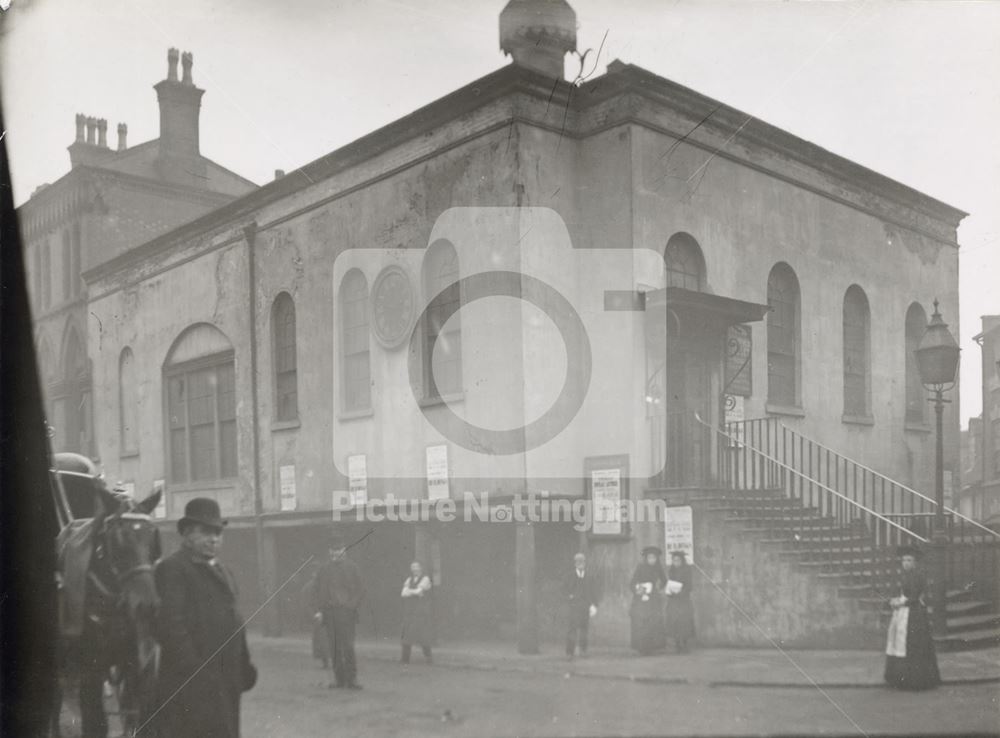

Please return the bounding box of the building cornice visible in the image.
[85,60,967,286]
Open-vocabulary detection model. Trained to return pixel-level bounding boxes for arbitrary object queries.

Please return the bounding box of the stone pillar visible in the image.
[515,521,538,654]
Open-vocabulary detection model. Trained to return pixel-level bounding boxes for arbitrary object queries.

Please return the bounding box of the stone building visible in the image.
[21,48,256,457]
[72,1,970,648]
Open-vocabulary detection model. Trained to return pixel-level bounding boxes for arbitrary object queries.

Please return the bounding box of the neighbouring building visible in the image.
[21,48,256,458]
[960,316,1000,528]
[36,1,971,648]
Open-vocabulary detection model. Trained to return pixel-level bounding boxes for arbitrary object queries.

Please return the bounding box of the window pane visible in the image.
[191,424,217,481]
[171,428,188,482]
[843,289,869,415]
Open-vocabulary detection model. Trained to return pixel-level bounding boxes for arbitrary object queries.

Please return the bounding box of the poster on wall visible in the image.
[664,505,694,565]
[348,454,368,506]
[584,454,630,538]
[152,480,166,519]
[426,445,449,501]
[591,468,623,536]
[279,465,297,511]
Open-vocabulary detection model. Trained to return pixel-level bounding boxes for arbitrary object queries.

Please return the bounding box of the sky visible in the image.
[1,0,997,424]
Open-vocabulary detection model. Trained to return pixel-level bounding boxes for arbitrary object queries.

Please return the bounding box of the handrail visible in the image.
[728,418,1000,541]
[696,413,927,544]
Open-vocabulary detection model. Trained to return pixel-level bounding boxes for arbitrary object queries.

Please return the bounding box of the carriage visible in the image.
[51,451,162,738]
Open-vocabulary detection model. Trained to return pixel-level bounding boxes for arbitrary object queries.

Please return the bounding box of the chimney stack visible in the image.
[69,113,117,167]
[117,123,128,151]
[97,119,108,148]
[75,114,85,142]
[154,48,205,163]
[274,169,285,180]
[85,117,97,144]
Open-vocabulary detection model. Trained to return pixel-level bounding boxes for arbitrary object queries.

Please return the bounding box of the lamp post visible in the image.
[914,299,961,638]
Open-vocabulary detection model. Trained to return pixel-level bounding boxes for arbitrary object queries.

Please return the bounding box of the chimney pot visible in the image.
[85,116,97,145]
[75,113,85,142]
[117,123,128,151]
[274,169,285,180]
[167,48,180,81]
[97,119,108,148]
[181,51,193,84]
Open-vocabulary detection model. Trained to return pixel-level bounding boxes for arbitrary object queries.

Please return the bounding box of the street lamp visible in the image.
[914,299,961,637]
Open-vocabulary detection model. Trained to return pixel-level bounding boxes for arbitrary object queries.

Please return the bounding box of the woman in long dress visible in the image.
[665,551,696,653]
[884,546,940,691]
[400,561,434,664]
[629,546,667,655]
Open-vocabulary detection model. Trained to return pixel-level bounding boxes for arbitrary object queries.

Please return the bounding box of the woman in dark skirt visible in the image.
[629,546,667,655]
[665,551,696,653]
[400,561,434,664]
[884,546,940,691]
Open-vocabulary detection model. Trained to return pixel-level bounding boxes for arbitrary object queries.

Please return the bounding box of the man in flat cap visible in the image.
[154,498,257,737]
[313,533,365,689]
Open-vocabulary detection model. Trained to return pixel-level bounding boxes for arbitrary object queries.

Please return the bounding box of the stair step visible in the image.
[934,627,1000,652]
[945,612,1000,633]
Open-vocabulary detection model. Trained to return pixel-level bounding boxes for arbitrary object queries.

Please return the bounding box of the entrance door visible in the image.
[663,328,713,488]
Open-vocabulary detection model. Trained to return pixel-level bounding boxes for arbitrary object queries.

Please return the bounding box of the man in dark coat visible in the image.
[313,533,365,689]
[153,498,257,738]
[563,552,600,659]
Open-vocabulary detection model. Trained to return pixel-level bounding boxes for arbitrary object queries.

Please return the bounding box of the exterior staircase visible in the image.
[697,415,1000,652]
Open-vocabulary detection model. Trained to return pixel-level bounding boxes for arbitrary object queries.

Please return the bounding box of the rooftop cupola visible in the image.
[500,0,576,80]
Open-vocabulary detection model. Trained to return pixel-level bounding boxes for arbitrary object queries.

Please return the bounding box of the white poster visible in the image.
[426,445,449,501]
[591,468,622,535]
[348,454,367,506]
[279,464,297,511]
[664,505,694,565]
[152,480,166,519]
[724,394,745,446]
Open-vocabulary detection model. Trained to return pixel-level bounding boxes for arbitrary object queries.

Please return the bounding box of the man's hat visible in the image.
[641,546,663,558]
[178,497,227,533]
[669,550,687,561]
[896,545,923,560]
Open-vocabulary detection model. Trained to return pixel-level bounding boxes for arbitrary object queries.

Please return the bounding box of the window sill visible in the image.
[119,449,140,460]
[904,420,932,434]
[418,391,465,409]
[766,402,805,418]
[841,413,875,427]
[338,408,374,422]
[271,419,301,432]
[166,479,239,493]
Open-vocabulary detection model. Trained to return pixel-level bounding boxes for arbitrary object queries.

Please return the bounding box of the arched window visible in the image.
[422,240,463,399]
[340,270,371,412]
[905,303,928,424]
[272,293,298,422]
[55,327,91,455]
[663,233,705,291]
[843,286,871,418]
[767,263,800,406]
[164,324,237,483]
[120,347,139,454]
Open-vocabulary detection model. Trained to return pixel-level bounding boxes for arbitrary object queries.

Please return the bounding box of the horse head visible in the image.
[94,485,163,624]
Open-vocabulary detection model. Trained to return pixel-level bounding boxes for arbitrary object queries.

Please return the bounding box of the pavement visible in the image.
[252,633,1000,689]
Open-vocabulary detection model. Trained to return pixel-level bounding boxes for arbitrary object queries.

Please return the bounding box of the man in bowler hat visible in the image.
[313,533,365,689]
[563,552,600,659]
[154,498,257,737]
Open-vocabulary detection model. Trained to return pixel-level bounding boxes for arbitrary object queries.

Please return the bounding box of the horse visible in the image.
[51,453,162,738]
